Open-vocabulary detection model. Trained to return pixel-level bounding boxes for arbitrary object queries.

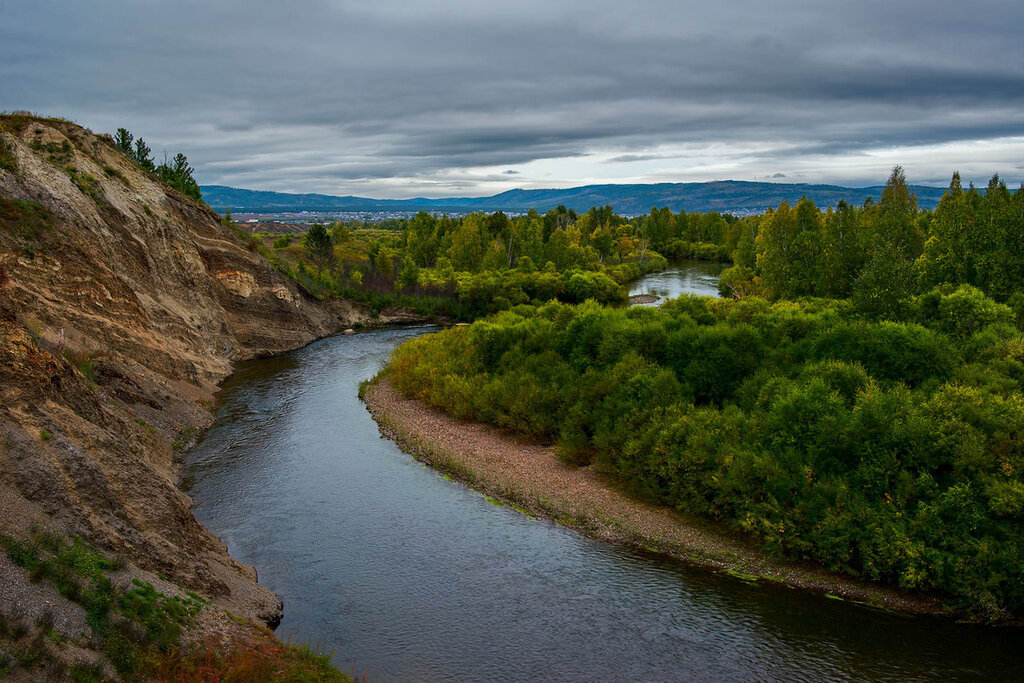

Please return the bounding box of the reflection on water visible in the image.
[628,261,726,303]
[184,327,1023,682]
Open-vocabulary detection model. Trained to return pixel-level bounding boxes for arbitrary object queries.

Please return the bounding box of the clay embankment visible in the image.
[364,375,946,617]
[0,115,374,674]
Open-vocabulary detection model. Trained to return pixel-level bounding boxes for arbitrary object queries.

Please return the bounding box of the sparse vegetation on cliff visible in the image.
[0,529,350,681]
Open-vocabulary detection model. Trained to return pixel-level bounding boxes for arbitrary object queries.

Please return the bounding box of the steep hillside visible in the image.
[0,115,358,677]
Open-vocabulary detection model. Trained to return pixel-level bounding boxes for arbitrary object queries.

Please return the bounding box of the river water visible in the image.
[184,268,1022,682]
[628,260,726,301]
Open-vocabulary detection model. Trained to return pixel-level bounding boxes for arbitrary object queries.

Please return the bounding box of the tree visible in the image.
[788,197,824,296]
[854,167,921,317]
[544,228,573,270]
[616,235,636,262]
[514,213,546,266]
[114,128,133,155]
[755,202,797,299]
[820,201,863,298]
[543,204,576,241]
[696,212,726,244]
[486,211,515,267]
[643,207,676,250]
[374,245,395,278]
[448,214,485,271]
[112,127,202,200]
[981,175,1018,299]
[398,259,420,288]
[918,173,973,290]
[405,211,438,267]
[133,138,155,171]
[732,217,758,270]
[157,152,202,200]
[590,224,616,263]
[869,165,921,256]
[329,221,351,244]
[304,223,335,275]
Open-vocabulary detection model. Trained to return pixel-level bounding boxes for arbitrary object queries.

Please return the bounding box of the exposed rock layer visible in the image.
[0,116,358,627]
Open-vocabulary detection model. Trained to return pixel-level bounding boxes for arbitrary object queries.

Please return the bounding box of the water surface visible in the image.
[628,261,726,301]
[184,327,1023,682]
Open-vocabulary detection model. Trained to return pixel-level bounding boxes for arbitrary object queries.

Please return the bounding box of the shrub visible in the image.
[0,197,53,240]
[383,295,1024,616]
[802,320,955,387]
[0,138,16,172]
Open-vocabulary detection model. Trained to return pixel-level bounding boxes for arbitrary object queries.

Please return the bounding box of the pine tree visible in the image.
[304,223,336,275]
[133,138,155,172]
[114,128,133,156]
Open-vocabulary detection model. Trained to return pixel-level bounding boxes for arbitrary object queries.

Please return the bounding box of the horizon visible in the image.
[201,174,976,203]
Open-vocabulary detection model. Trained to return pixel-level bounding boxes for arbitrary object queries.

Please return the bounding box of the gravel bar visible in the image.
[363,376,948,617]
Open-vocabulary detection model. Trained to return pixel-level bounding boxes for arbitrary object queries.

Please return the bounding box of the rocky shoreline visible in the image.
[628,293,660,305]
[362,375,952,619]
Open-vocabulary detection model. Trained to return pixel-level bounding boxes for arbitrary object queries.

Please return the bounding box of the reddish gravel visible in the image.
[364,376,949,617]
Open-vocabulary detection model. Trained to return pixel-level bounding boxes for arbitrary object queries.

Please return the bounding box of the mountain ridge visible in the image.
[201,179,952,215]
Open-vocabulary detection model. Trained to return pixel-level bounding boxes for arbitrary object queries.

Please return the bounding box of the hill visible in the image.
[201,180,951,215]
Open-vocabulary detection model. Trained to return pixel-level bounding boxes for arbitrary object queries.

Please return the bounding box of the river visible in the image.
[183,267,1022,682]
[628,260,727,301]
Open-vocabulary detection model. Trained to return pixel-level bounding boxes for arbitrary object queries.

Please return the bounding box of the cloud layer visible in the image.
[3,0,1022,196]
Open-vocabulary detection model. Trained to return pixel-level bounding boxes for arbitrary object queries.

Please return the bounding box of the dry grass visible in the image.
[154,625,352,683]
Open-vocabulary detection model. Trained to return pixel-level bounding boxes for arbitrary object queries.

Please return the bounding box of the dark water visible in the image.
[629,261,727,301]
[184,327,1023,682]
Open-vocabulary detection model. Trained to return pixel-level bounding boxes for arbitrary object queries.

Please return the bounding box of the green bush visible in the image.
[801,320,955,387]
[0,138,16,172]
[385,293,1024,618]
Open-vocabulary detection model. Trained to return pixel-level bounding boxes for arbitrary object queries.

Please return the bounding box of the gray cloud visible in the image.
[2,0,1022,196]
[605,154,676,164]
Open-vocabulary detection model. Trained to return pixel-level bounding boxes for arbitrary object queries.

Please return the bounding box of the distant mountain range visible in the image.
[201,180,950,216]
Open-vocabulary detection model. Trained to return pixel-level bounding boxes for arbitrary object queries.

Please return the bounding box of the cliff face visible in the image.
[0,115,352,628]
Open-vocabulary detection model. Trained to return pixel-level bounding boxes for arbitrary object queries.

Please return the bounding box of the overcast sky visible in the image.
[3,0,1022,197]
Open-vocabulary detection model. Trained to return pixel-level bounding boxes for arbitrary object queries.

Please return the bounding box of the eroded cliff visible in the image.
[0,115,357,676]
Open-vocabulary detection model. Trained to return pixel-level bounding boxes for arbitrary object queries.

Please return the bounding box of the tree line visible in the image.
[718,168,1024,317]
[113,128,202,201]
[264,198,764,319]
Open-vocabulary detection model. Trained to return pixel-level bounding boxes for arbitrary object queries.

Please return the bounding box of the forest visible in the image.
[383,168,1024,619]
[237,202,735,319]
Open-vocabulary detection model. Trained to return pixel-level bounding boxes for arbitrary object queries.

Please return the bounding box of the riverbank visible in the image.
[362,375,949,618]
[0,115,367,678]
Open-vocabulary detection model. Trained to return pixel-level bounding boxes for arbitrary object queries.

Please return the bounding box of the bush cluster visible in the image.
[388,287,1024,618]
